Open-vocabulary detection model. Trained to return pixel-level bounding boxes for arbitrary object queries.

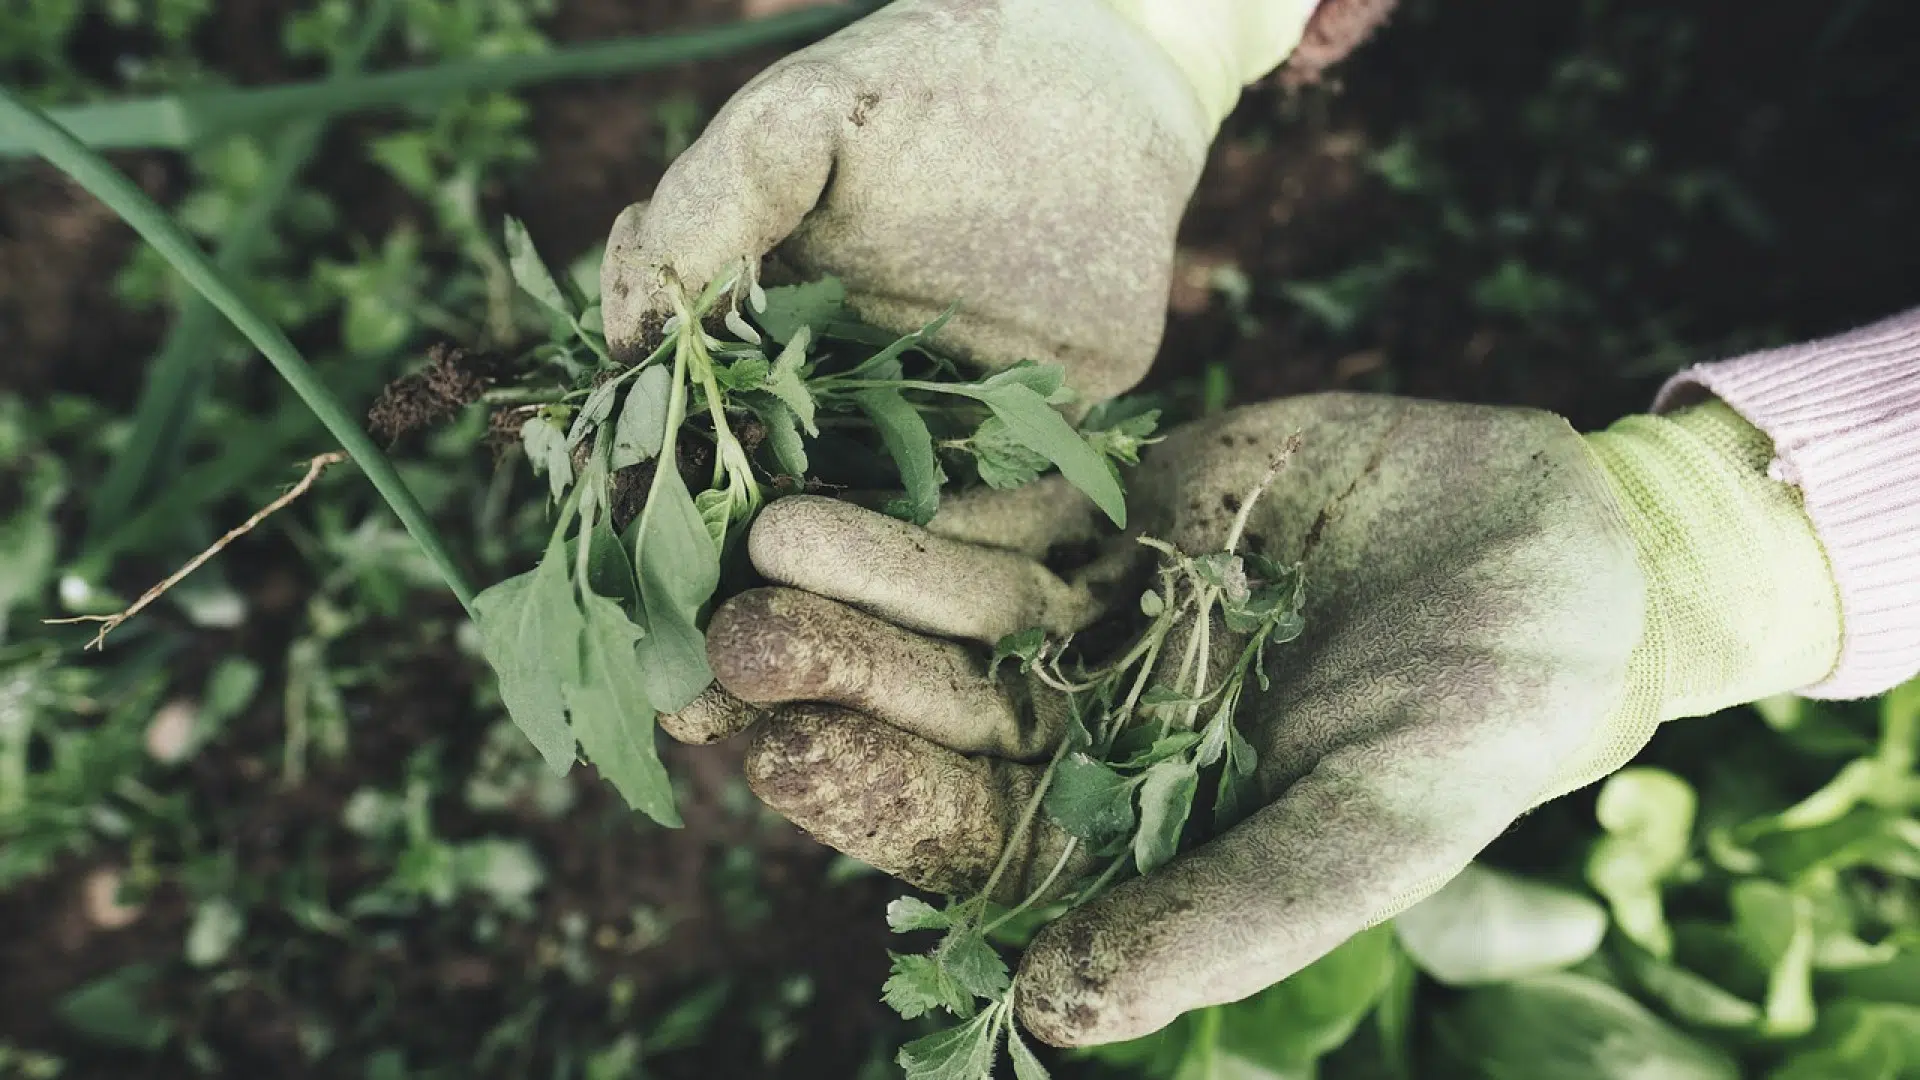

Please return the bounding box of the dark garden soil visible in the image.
[2,0,1917,1076]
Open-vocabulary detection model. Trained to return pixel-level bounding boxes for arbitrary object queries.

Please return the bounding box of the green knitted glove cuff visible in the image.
[1547,401,1842,799]
[1596,400,1841,715]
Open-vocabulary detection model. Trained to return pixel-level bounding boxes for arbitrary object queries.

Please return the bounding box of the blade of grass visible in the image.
[0,5,868,156]
[0,89,477,612]
[86,0,398,540]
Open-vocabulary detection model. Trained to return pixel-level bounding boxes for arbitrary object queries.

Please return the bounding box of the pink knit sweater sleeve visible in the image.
[1654,308,1920,700]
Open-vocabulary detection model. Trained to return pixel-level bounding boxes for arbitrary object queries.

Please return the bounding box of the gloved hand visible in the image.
[598,0,1316,405]
[699,392,1842,1046]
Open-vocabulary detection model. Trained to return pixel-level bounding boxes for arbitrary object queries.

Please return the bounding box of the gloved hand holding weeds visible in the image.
[599,0,1328,407]
[702,389,1861,1046]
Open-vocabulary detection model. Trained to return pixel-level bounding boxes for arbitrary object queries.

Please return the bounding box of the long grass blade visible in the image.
[0,6,865,156]
[0,89,478,612]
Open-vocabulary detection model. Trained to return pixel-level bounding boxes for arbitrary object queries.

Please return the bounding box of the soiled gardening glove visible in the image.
[698,392,1843,1046]
[599,0,1317,406]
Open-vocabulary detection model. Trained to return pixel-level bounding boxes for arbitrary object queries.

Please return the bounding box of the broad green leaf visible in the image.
[504,216,573,318]
[883,954,974,1020]
[611,364,672,470]
[1393,863,1607,985]
[1134,758,1198,875]
[764,326,818,434]
[1730,880,1816,1037]
[585,516,639,610]
[520,415,574,504]
[1587,767,1696,958]
[854,387,940,526]
[1213,925,1400,1069]
[632,458,718,712]
[57,965,173,1052]
[898,1007,1000,1080]
[1436,972,1738,1080]
[971,415,1052,490]
[1046,753,1137,847]
[473,535,582,775]
[714,353,770,391]
[756,277,845,345]
[968,382,1125,528]
[887,897,953,933]
[982,360,1068,403]
[1008,1025,1051,1080]
[941,928,1011,1002]
[566,592,680,827]
[1770,1001,1920,1080]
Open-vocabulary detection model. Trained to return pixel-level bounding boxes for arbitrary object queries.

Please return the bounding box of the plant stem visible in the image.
[975,737,1074,908]
[0,89,478,613]
[0,6,868,155]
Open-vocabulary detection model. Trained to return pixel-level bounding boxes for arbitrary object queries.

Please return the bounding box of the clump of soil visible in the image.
[367,344,510,446]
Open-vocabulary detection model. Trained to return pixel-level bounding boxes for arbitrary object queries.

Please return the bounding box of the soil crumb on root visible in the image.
[1278,0,1399,87]
[367,343,505,445]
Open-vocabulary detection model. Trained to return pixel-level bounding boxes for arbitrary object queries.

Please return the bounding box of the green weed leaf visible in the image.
[854,387,940,525]
[503,216,574,318]
[1084,407,1161,467]
[566,592,680,827]
[1436,973,1738,1080]
[887,897,953,933]
[693,487,732,554]
[982,360,1069,403]
[473,535,582,775]
[1134,758,1198,875]
[990,628,1046,680]
[972,415,1052,490]
[611,364,672,470]
[898,1007,1000,1080]
[757,278,845,345]
[1008,1025,1051,1080]
[942,928,1011,1002]
[633,460,717,712]
[884,954,975,1021]
[1046,753,1137,847]
[970,381,1125,528]
[760,398,809,478]
[57,965,173,1052]
[764,326,818,434]
[849,304,957,380]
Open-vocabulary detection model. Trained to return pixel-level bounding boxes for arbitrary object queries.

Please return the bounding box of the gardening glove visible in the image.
[599,0,1319,406]
[701,391,1843,1046]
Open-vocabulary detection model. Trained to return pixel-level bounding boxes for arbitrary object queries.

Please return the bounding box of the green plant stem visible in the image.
[0,89,478,613]
[86,0,398,541]
[0,6,867,156]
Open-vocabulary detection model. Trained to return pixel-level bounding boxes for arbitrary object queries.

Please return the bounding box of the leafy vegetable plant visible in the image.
[477,221,1153,828]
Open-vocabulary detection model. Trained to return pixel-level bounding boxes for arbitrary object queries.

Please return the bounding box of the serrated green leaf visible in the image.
[941,928,1011,1002]
[765,326,818,434]
[990,627,1046,680]
[760,398,809,478]
[854,387,940,525]
[757,278,846,345]
[972,415,1052,490]
[566,592,680,827]
[966,382,1125,528]
[1008,1025,1051,1080]
[884,954,975,1021]
[1047,753,1138,847]
[473,535,581,775]
[611,364,672,470]
[520,415,574,505]
[1135,758,1198,874]
[693,487,731,555]
[504,216,573,318]
[899,1008,1000,1080]
[1085,407,1161,466]
[1393,863,1607,986]
[887,897,953,933]
[714,353,770,391]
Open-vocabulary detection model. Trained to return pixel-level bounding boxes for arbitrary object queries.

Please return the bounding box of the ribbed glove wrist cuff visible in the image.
[1656,308,1920,699]
[1100,0,1320,132]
